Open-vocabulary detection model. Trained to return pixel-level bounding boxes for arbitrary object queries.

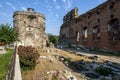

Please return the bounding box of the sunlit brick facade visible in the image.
[59,0,120,51]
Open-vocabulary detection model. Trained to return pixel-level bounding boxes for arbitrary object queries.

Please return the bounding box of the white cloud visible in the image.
[53,0,56,2]
[12,6,16,10]
[48,8,52,15]
[52,0,61,10]
[63,0,72,11]
[64,6,68,11]
[6,2,12,6]
[46,5,53,14]
[56,5,60,9]
[62,0,66,2]
[0,12,8,16]
[52,0,57,5]
[98,0,107,3]
[67,0,72,8]
[5,2,16,10]
[21,7,27,11]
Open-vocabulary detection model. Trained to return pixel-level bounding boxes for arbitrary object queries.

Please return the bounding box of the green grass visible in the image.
[0,49,14,80]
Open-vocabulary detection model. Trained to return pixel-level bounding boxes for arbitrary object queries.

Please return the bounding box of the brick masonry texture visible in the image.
[59,0,120,51]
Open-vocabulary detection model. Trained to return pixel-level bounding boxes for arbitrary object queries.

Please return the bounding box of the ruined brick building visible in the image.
[13,8,48,48]
[59,0,120,51]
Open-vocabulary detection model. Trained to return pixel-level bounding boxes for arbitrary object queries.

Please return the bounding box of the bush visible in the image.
[64,57,71,63]
[71,62,83,71]
[18,46,40,70]
[94,65,113,76]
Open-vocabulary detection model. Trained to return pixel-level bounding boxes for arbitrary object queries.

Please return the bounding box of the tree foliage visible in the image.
[94,65,113,76]
[27,15,36,20]
[0,23,19,45]
[48,34,59,44]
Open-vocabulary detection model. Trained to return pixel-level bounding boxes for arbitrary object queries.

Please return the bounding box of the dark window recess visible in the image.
[29,27,31,30]
[93,26,100,40]
[110,2,115,9]
[24,21,26,24]
[111,15,114,19]
[75,20,78,23]
[97,19,100,23]
[88,14,91,19]
[108,18,120,40]
[97,11,100,15]
[88,13,91,19]
[28,26,32,31]
[112,2,115,5]
[83,27,87,40]
[76,31,78,35]
[62,34,66,38]
[110,5,113,9]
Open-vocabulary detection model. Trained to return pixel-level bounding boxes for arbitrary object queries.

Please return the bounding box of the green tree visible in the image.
[0,23,19,45]
[48,34,59,45]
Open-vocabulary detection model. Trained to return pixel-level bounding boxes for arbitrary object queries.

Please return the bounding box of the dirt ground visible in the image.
[21,48,120,80]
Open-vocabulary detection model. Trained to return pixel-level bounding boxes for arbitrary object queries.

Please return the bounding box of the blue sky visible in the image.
[0,0,106,35]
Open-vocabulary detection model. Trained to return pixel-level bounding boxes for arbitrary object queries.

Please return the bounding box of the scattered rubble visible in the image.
[56,54,120,80]
[22,48,120,80]
[39,56,54,62]
[46,70,77,80]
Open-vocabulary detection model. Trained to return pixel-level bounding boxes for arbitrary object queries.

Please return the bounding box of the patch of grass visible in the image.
[0,49,13,80]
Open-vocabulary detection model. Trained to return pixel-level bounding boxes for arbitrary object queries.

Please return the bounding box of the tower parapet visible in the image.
[13,8,48,48]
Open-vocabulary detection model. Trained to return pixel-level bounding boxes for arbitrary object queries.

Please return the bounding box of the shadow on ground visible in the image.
[57,54,120,80]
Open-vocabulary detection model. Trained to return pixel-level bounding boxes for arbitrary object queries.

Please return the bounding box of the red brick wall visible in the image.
[60,0,120,51]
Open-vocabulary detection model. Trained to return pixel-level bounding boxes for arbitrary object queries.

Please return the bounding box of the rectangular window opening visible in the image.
[93,26,100,41]
[108,18,120,41]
